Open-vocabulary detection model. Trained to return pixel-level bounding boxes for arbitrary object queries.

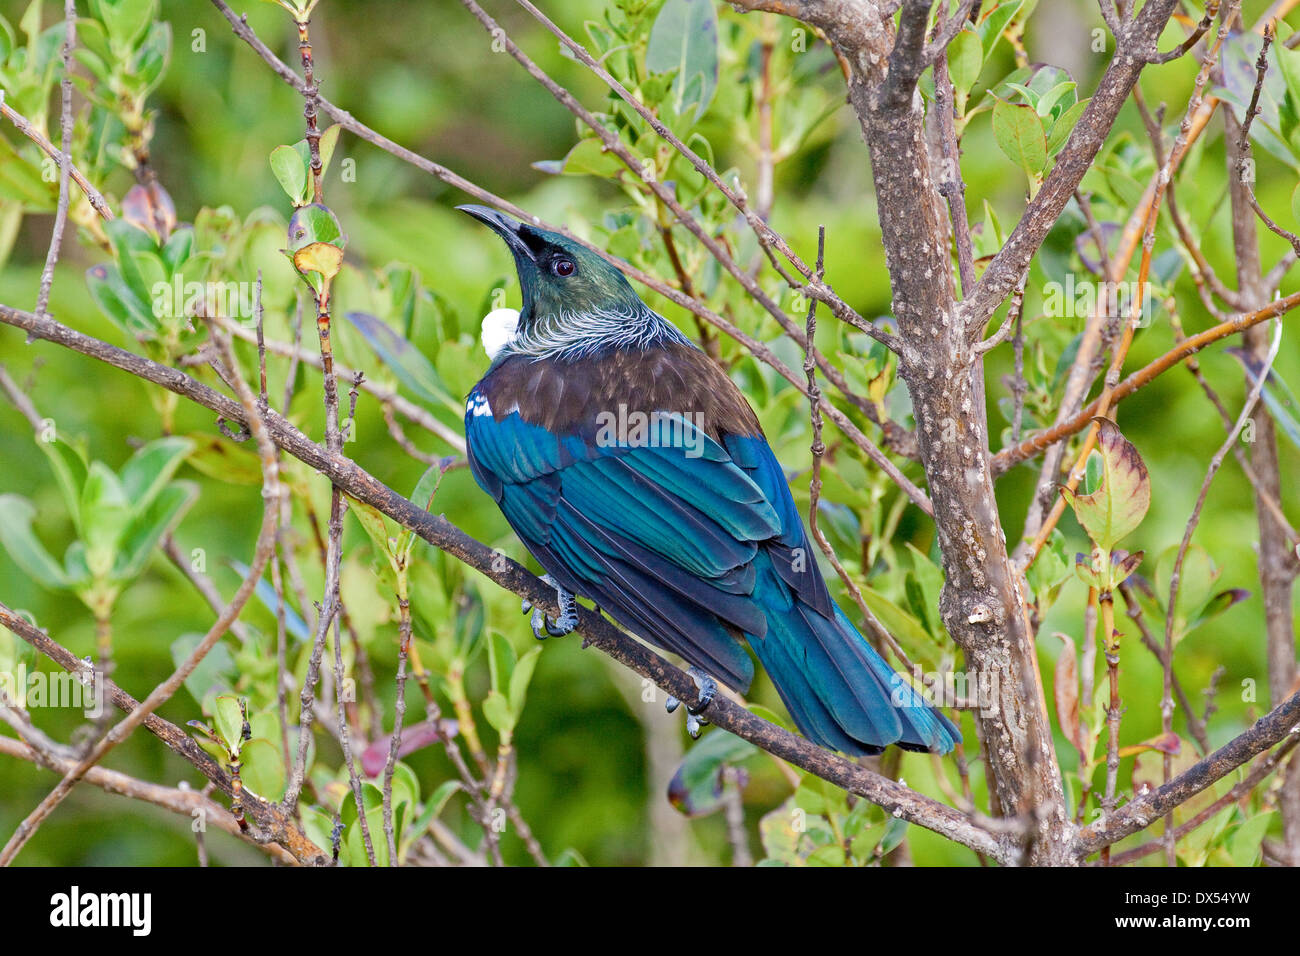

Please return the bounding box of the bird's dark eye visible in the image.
[553,258,575,277]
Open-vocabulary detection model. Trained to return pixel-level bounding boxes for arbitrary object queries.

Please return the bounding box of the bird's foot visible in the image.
[522,575,577,640]
[665,667,717,738]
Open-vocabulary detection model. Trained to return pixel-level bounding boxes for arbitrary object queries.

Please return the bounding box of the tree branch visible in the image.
[0,300,1007,863]
[1074,688,1300,856]
[0,601,324,865]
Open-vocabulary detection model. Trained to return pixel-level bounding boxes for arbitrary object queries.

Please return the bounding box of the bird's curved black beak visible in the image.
[457,204,536,261]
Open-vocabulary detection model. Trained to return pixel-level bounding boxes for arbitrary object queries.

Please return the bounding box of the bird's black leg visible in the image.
[665,666,717,738]
[521,574,578,640]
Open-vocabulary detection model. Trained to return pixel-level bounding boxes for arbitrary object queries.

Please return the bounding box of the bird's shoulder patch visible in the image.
[480,344,762,441]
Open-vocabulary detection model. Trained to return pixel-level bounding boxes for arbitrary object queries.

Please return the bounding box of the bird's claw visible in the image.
[525,575,577,640]
[665,667,717,738]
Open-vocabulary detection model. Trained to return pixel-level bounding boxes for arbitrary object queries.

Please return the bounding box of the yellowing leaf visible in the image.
[292,241,344,279]
[1060,417,1150,551]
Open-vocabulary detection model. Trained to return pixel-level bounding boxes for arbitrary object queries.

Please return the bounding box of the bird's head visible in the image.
[458,205,645,336]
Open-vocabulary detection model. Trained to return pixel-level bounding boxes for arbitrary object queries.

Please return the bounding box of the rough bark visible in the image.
[726,0,1182,863]
[755,0,1073,863]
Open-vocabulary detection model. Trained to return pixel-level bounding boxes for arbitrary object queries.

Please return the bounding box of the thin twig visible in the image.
[34,2,78,320]
[0,98,114,222]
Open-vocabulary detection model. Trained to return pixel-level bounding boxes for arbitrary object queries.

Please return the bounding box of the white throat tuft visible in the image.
[480,308,520,360]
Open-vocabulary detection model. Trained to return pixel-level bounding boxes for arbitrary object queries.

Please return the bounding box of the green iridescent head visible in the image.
[458,205,645,331]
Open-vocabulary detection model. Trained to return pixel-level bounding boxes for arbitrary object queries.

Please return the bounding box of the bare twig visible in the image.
[34,2,77,320]
[0,98,114,222]
[994,289,1300,473]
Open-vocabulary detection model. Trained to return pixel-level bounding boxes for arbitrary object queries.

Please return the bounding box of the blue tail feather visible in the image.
[746,555,958,756]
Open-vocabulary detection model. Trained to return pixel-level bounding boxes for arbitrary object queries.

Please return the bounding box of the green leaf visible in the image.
[667,729,756,817]
[0,614,35,676]
[345,795,389,867]
[1230,347,1300,451]
[481,689,515,735]
[0,14,16,59]
[388,761,420,814]
[807,844,846,866]
[104,217,162,304]
[120,436,194,516]
[299,806,335,858]
[977,0,1022,58]
[1047,99,1089,155]
[1004,82,1041,111]
[0,200,22,271]
[992,97,1047,181]
[508,645,541,715]
[532,137,625,178]
[35,436,88,534]
[487,630,516,695]
[1228,810,1274,867]
[287,203,345,285]
[947,30,983,105]
[183,433,264,486]
[241,738,286,801]
[401,780,461,857]
[80,462,132,578]
[1036,81,1076,119]
[348,498,394,562]
[161,226,195,275]
[1083,448,1104,494]
[407,780,461,843]
[879,815,910,855]
[273,125,342,204]
[316,124,341,182]
[269,144,308,205]
[1153,544,1221,634]
[85,263,158,339]
[1027,528,1071,605]
[1059,418,1151,552]
[904,543,946,641]
[0,494,70,588]
[759,797,802,864]
[747,703,792,733]
[213,695,246,753]
[344,311,460,413]
[286,202,342,250]
[0,133,54,207]
[93,0,156,52]
[860,586,945,665]
[1186,588,1250,635]
[128,20,170,97]
[646,0,719,121]
[113,480,197,580]
[410,462,445,509]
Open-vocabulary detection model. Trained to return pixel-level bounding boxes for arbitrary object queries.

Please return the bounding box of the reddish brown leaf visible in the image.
[1053,632,1082,751]
[121,183,176,240]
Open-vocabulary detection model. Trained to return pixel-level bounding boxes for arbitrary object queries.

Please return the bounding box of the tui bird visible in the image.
[458,205,959,756]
